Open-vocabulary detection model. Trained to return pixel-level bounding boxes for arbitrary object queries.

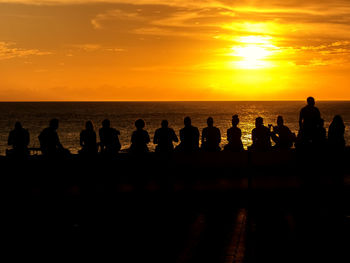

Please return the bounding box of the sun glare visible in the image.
[229,36,279,69]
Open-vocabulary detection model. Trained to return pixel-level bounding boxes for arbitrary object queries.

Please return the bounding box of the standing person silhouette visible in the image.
[38,118,69,157]
[79,121,97,156]
[7,121,30,157]
[153,120,178,153]
[224,115,244,152]
[298,97,321,146]
[271,116,296,149]
[99,119,121,156]
[201,117,221,152]
[175,117,200,153]
[328,115,345,151]
[251,117,271,151]
[130,119,150,154]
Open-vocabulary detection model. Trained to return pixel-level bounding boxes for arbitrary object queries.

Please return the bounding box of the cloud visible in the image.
[0,42,51,60]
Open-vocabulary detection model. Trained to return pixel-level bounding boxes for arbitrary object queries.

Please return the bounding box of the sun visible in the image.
[229,36,279,69]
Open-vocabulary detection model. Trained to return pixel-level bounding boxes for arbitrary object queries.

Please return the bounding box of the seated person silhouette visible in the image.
[251,117,271,151]
[328,115,345,151]
[130,119,150,154]
[79,121,97,156]
[314,118,327,148]
[271,116,296,149]
[7,121,30,157]
[99,119,121,156]
[175,116,200,153]
[38,118,69,157]
[153,120,178,153]
[224,115,244,152]
[201,117,221,152]
[299,96,321,145]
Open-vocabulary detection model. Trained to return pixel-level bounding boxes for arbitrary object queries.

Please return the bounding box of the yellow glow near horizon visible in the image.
[229,36,279,69]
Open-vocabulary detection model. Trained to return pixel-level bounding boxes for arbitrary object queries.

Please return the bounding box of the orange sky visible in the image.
[0,0,350,101]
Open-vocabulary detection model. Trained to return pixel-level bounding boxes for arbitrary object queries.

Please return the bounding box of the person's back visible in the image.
[8,122,30,156]
[251,117,271,151]
[271,116,295,149]
[328,115,345,151]
[130,119,150,154]
[225,115,244,152]
[201,117,221,152]
[178,117,199,152]
[299,97,321,138]
[99,119,121,155]
[154,120,178,153]
[38,119,63,156]
[80,121,97,156]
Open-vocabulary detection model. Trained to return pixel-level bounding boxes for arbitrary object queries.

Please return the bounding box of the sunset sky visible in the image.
[1,0,350,101]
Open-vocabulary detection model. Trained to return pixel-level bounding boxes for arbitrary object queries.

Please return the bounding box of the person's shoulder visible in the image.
[112,128,120,134]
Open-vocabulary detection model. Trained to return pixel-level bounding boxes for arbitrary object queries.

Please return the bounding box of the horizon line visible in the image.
[1,99,350,103]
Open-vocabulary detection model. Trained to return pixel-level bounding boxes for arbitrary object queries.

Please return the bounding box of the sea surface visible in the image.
[0,101,350,155]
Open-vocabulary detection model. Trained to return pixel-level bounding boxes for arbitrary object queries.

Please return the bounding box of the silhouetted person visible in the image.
[175,117,200,153]
[315,118,327,148]
[7,121,30,157]
[201,117,221,152]
[328,115,345,151]
[224,115,244,152]
[298,97,321,145]
[99,119,121,156]
[271,116,296,149]
[39,118,69,157]
[79,121,97,156]
[153,120,178,153]
[251,117,271,151]
[130,119,150,154]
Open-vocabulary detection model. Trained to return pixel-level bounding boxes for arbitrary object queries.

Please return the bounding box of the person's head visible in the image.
[207,117,214,127]
[184,116,191,127]
[277,116,284,126]
[14,121,22,130]
[102,119,110,128]
[255,117,263,127]
[135,119,145,129]
[161,120,168,128]
[49,118,59,130]
[232,115,239,126]
[86,121,94,130]
[307,96,315,106]
[332,115,344,126]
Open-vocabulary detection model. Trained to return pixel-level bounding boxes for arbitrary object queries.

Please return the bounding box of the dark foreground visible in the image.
[1,150,349,262]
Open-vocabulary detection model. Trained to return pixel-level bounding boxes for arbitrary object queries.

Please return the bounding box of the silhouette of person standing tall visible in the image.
[153,120,178,153]
[176,117,200,153]
[79,121,97,156]
[224,115,244,152]
[298,97,321,146]
[201,117,221,152]
[7,121,30,157]
[251,117,271,151]
[130,119,150,154]
[328,115,345,151]
[39,118,69,157]
[99,119,121,156]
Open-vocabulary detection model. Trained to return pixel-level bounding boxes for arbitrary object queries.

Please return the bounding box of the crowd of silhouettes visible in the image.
[5,97,348,158]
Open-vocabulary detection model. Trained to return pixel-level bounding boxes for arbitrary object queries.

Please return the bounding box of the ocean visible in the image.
[0,101,349,155]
